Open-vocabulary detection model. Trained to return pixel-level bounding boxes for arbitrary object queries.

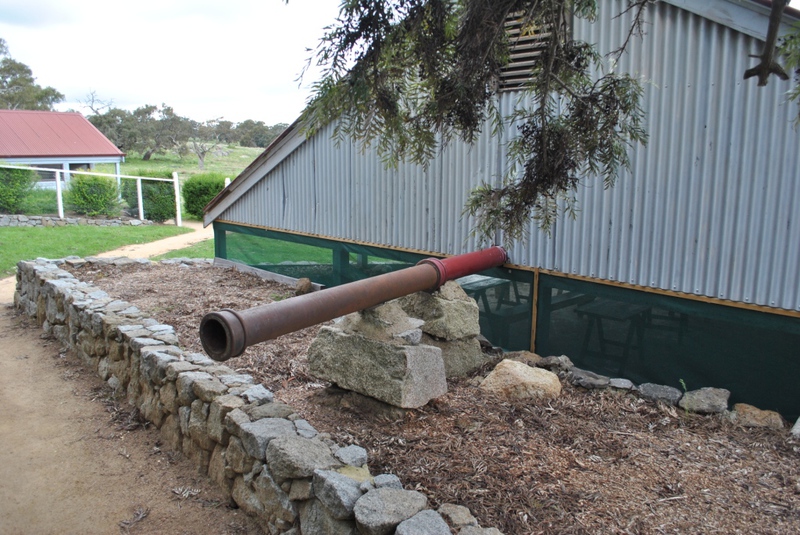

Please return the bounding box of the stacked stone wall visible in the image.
[0,215,152,227]
[13,257,502,535]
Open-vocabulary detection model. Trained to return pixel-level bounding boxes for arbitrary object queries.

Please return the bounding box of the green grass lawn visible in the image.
[0,225,192,277]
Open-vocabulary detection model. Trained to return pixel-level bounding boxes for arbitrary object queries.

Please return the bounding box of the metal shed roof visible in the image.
[0,110,124,159]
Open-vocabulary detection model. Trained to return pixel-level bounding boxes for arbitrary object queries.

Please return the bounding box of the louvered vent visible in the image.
[499,13,551,90]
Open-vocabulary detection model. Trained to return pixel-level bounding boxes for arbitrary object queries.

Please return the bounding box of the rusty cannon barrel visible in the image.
[199,246,508,361]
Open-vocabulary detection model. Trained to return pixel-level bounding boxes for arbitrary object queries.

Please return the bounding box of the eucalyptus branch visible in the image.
[303,0,650,243]
[550,74,582,100]
[609,0,652,61]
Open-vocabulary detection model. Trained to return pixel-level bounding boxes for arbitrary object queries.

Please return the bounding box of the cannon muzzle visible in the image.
[199,246,508,361]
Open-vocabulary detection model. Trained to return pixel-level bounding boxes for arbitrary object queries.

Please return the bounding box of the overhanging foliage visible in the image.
[301,0,650,243]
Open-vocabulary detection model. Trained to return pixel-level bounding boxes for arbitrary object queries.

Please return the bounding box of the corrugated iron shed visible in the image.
[0,110,124,159]
[204,0,800,313]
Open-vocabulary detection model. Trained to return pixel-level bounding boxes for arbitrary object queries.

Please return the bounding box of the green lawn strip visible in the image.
[0,225,192,277]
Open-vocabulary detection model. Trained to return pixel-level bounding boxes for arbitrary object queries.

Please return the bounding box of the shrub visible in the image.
[121,169,176,223]
[20,188,58,215]
[65,174,121,217]
[0,166,36,214]
[182,172,226,218]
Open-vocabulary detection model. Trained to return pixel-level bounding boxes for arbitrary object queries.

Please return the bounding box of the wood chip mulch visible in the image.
[66,262,800,535]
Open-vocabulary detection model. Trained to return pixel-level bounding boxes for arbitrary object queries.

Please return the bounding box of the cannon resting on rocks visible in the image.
[199,246,508,362]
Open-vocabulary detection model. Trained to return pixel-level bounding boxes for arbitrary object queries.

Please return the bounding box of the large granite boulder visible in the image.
[397,281,480,340]
[308,326,447,409]
[421,335,494,378]
[338,298,491,378]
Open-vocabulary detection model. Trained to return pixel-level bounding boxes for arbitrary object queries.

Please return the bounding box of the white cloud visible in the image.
[0,0,76,27]
[0,0,339,124]
[3,1,800,124]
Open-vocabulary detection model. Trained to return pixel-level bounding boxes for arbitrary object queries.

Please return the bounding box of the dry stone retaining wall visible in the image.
[0,215,151,227]
[13,257,503,535]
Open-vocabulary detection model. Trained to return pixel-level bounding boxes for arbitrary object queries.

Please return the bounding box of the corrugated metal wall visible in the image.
[224,118,496,255]
[221,0,800,312]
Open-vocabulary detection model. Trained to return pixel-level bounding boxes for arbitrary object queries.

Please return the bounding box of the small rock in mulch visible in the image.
[480,359,561,401]
[678,387,730,414]
[569,368,610,389]
[638,383,682,406]
[608,377,636,390]
[730,403,784,429]
[537,355,574,373]
[503,350,542,367]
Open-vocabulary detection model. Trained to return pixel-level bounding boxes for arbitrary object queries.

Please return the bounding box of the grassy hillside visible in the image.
[95,144,264,180]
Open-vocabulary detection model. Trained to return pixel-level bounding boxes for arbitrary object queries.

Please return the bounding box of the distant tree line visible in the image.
[87,103,287,168]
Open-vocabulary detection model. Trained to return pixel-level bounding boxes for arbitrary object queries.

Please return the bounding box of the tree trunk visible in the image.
[142,149,154,161]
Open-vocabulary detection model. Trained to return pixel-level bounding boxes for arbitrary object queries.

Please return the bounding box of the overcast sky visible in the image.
[1,0,799,126]
[0,0,340,125]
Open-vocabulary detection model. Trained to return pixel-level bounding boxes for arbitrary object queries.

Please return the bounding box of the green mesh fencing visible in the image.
[214,222,534,351]
[535,274,800,421]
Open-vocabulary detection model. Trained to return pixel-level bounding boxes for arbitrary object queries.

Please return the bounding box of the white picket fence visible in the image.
[0,164,182,226]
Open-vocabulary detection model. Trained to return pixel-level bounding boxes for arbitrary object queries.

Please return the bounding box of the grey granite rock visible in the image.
[335,445,368,467]
[314,469,365,519]
[638,383,682,406]
[266,435,341,484]
[239,418,297,460]
[608,378,636,390]
[354,488,428,535]
[396,510,451,535]
[678,387,730,414]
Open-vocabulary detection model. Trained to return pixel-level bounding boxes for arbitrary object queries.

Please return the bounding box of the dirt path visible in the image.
[0,223,264,535]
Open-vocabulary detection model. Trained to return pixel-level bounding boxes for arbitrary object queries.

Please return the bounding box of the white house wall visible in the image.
[220,0,800,312]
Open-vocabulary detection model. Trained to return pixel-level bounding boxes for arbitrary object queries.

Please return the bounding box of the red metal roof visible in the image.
[0,110,124,159]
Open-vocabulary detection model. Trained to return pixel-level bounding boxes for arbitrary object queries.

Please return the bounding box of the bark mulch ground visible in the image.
[67,262,800,535]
